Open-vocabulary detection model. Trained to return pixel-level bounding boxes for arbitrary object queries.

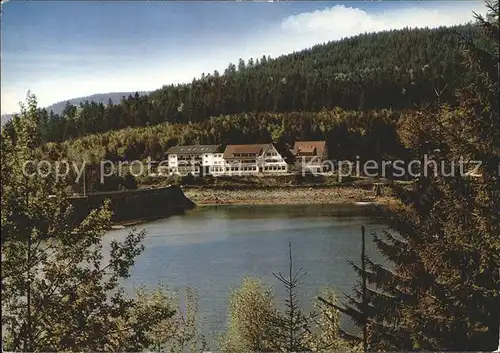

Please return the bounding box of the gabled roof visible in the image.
[232,145,263,154]
[298,145,316,154]
[293,141,327,157]
[166,145,221,154]
[223,144,271,159]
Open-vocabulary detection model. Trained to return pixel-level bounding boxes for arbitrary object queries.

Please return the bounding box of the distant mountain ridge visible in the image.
[1,114,13,125]
[1,91,149,124]
[45,91,150,114]
[2,24,479,133]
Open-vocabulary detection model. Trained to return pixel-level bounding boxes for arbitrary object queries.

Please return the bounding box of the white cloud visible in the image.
[1,88,24,115]
[1,2,488,114]
[178,2,489,75]
[243,2,488,58]
[281,3,485,34]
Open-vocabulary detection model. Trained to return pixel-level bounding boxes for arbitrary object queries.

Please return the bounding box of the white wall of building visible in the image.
[209,153,229,176]
[167,153,201,176]
[261,145,288,173]
[167,145,291,177]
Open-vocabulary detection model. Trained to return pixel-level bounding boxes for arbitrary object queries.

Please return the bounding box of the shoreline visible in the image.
[183,185,397,207]
[109,185,398,228]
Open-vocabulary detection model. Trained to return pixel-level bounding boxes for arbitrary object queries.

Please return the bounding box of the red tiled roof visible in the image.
[297,145,316,154]
[232,145,263,154]
[293,141,327,157]
[223,144,270,159]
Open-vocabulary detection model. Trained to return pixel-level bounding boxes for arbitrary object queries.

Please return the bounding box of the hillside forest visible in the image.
[4,25,485,148]
[1,1,499,351]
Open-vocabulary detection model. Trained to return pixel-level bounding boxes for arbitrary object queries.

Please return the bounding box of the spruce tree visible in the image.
[273,242,317,352]
[334,1,499,351]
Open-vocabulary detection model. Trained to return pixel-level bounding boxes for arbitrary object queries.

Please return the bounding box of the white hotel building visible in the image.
[220,143,289,175]
[166,145,223,176]
[166,143,289,176]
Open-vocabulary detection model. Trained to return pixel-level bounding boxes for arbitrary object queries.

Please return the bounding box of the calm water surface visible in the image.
[104,204,388,348]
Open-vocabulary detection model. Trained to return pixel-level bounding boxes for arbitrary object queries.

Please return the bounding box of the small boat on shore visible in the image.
[354,201,377,206]
[111,225,126,230]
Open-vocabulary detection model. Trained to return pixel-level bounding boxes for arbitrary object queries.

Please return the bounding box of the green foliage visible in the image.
[2,5,497,351]
[30,107,409,192]
[218,246,355,353]
[47,108,404,162]
[311,288,362,353]
[342,2,500,350]
[137,286,206,353]
[1,93,173,351]
[11,25,481,143]
[218,277,280,353]
[272,242,317,351]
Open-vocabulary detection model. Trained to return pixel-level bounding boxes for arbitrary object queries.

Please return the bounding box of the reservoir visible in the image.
[104,204,388,349]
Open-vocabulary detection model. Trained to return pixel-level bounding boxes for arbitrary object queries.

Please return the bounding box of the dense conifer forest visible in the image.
[5,24,483,146]
[1,1,499,351]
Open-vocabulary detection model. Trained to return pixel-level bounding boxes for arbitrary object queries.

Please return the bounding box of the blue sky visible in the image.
[1,0,487,114]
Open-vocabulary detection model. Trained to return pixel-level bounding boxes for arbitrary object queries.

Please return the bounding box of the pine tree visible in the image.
[335,2,499,351]
[273,242,317,352]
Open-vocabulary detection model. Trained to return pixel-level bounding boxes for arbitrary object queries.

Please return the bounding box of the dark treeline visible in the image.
[1,2,499,351]
[335,3,500,350]
[8,24,484,143]
[42,109,409,166]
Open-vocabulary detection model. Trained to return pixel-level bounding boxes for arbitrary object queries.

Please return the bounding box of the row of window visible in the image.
[177,157,202,161]
[170,161,286,167]
[211,166,258,172]
[227,160,257,164]
[233,153,259,158]
[172,152,281,158]
[209,165,288,172]
[174,167,200,173]
[264,165,287,171]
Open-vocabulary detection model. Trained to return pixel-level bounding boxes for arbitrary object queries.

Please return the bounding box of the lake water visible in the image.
[104,204,388,349]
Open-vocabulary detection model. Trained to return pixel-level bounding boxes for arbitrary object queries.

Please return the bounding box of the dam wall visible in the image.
[69,185,196,224]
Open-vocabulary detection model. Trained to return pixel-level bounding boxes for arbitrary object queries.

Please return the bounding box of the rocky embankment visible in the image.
[183,186,395,206]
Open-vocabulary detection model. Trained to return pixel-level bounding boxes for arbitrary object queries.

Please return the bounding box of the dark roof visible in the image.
[223,144,271,159]
[293,141,327,157]
[166,145,221,154]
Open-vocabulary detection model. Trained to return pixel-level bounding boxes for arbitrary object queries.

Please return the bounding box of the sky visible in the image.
[0,0,488,114]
